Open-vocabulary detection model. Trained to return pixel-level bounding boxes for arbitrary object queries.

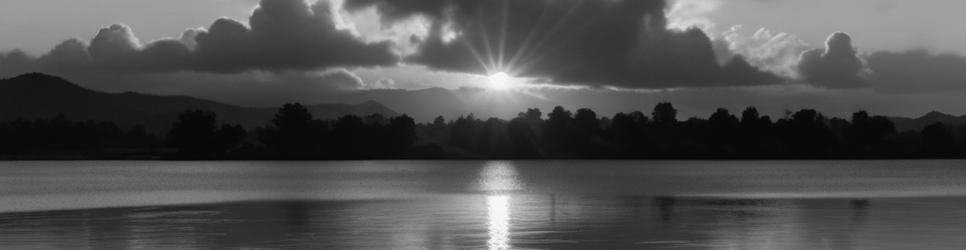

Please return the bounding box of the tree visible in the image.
[127,124,159,149]
[545,106,576,155]
[704,108,740,155]
[921,122,956,157]
[740,107,760,126]
[264,103,322,158]
[386,115,417,155]
[846,111,898,156]
[652,102,678,125]
[520,108,543,121]
[607,111,650,156]
[432,115,447,129]
[574,108,600,134]
[780,109,836,157]
[331,115,368,157]
[738,106,773,157]
[215,124,247,157]
[166,110,218,159]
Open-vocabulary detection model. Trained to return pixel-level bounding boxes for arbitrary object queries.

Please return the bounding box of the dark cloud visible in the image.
[0,50,40,76]
[0,0,398,77]
[41,39,94,73]
[193,0,398,72]
[796,32,864,88]
[346,0,781,88]
[794,31,966,93]
[867,50,966,93]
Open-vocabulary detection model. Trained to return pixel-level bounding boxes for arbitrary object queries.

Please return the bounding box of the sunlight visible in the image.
[479,161,518,249]
[486,195,511,250]
[487,72,513,91]
[478,161,523,192]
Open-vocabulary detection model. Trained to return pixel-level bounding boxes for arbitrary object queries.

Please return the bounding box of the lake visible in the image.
[2,160,966,249]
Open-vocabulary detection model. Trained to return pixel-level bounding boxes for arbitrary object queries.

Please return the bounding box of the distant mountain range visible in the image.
[0,73,397,132]
[887,111,966,132]
[4,73,966,133]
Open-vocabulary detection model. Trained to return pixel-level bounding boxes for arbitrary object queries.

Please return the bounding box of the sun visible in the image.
[487,72,512,91]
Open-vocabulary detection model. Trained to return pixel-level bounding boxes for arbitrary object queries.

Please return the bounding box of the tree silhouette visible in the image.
[331,115,366,158]
[704,108,741,156]
[386,115,417,156]
[921,122,955,157]
[507,109,544,158]
[779,109,836,157]
[652,102,678,126]
[846,111,898,156]
[215,124,247,158]
[8,102,966,160]
[166,110,218,159]
[545,106,576,155]
[262,103,323,159]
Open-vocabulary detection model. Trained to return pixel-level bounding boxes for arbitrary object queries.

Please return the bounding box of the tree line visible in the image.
[417,103,966,159]
[2,102,966,159]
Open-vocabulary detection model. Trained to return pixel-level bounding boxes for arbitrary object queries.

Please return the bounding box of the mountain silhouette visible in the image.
[888,111,966,132]
[0,73,397,132]
[327,87,553,122]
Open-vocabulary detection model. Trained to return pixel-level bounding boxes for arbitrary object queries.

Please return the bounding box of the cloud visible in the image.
[318,68,366,90]
[193,0,397,72]
[866,50,966,93]
[0,0,398,77]
[89,24,142,59]
[0,50,40,77]
[363,78,396,89]
[796,32,865,88]
[345,0,782,88]
[715,26,810,78]
[666,0,722,32]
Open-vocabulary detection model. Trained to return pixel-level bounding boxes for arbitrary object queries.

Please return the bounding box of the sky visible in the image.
[2,0,966,120]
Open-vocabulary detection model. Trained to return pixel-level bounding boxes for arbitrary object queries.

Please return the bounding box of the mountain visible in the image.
[0,73,397,132]
[888,111,966,132]
[327,87,555,122]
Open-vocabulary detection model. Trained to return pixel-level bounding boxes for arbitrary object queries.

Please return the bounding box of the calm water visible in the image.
[2,160,966,249]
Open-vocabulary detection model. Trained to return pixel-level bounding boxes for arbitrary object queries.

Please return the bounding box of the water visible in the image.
[2,160,966,249]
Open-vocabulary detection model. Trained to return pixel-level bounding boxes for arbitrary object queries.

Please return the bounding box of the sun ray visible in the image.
[506,0,586,75]
[502,1,553,74]
[477,9,498,74]
[497,0,510,71]
[512,1,609,76]
[461,31,492,74]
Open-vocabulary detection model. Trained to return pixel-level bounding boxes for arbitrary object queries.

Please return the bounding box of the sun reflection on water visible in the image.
[479,161,519,249]
[486,195,511,250]
[478,161,523,193]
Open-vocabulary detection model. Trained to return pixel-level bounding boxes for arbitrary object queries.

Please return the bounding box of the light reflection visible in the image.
[478,161,523,193]
[487,195,511,250]
[480,161,518,249]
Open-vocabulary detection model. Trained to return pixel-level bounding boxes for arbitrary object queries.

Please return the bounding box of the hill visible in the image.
[0,73,397,132]
[888,111,966,132]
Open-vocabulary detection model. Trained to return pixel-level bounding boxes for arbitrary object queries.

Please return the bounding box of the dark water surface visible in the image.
[2,160,966,249]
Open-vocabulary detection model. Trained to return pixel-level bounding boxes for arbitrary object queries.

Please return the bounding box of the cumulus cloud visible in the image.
[194,0,397,72]
[715,26,810,78]
[797,32,865,88]
[89,24,142,59]
[363,78,397,89]
[318,68,366,90]
[0,50,40,77]
[666,0,722,32]
[867,50,966,93]
[345,0,782,88]
[0,0,398,77]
